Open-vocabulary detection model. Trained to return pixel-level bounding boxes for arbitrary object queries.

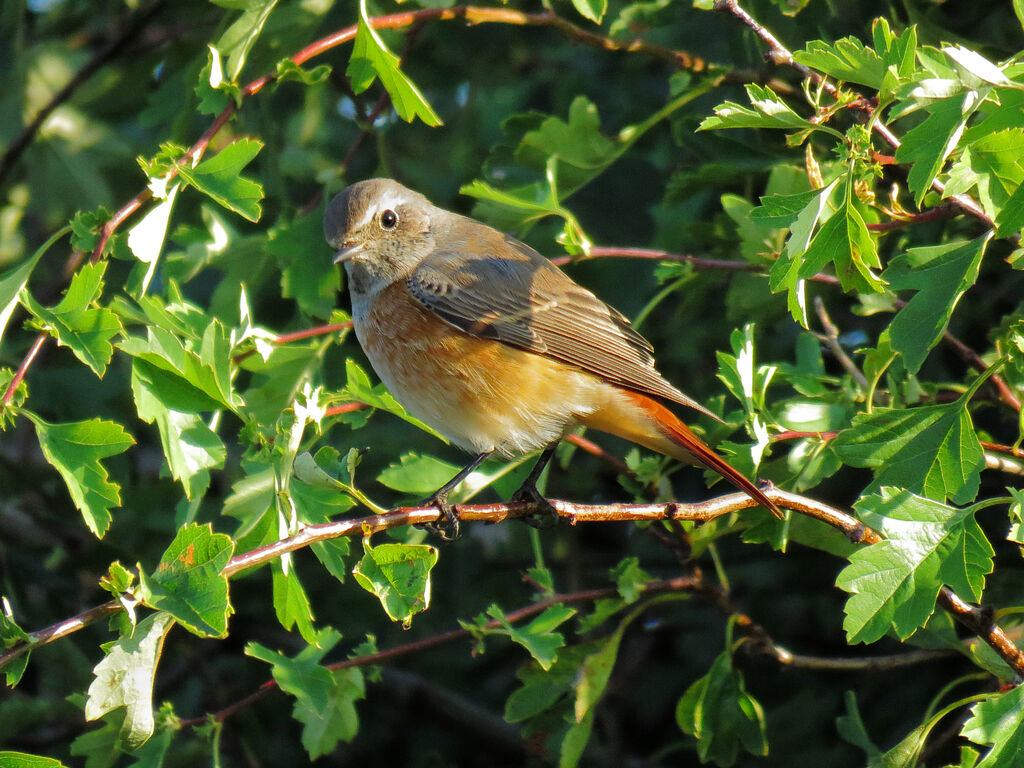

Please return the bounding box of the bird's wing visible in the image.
[407,234,721,421]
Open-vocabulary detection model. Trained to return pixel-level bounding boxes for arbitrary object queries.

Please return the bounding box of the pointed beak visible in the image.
[333,243,363,264]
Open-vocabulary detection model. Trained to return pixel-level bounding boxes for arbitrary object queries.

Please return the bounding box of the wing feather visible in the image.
[407,233,720,421]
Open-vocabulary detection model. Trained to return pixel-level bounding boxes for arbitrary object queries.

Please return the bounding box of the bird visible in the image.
[323,178,781,536]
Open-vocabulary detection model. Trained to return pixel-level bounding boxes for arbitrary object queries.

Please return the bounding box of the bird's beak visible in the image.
[333,243,363,264]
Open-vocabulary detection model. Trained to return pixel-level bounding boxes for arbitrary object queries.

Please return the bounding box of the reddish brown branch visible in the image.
[865,205,958,232]
[2,332,47,406]
[6,486,1023,679]
[233,322,353,364]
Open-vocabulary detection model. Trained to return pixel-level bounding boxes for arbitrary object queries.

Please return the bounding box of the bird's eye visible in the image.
[379,209,398,230]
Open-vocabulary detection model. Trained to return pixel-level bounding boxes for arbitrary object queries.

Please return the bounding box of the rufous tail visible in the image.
[581,390,783,519]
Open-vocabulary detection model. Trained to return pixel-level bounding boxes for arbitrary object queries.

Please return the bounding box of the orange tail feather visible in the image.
[582,390,783,519]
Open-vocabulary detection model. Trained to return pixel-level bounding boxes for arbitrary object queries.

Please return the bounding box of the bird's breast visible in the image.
[352,280,614,456]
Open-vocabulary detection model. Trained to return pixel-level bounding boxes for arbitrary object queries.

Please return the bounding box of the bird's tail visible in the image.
[580,389,783,519]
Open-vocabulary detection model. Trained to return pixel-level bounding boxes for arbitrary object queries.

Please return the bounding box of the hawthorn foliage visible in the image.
[1,0,1023,766]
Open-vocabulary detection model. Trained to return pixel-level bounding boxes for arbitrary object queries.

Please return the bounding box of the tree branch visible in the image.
[4,486,1023,679]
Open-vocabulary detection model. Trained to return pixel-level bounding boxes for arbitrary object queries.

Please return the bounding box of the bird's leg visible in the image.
[420,451,494,540]
[510,444,559,529]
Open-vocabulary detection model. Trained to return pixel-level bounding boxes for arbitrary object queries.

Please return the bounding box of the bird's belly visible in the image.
[352,280,610,456]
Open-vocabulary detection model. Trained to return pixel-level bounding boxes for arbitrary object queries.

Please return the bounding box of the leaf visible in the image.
[352,540,438,626]
[269,200,338,318]
[21,262,123,378]
[26,414,134,538]
[273,562,318,645]
[0,753,70,768]
[275,59,332,87]
[137,523,234,637]
[884,235,989,373]
[346,0,442,126]
[568,0,606,23]
[961,685,1024,767]
[0,226,66,347]
[832,400,985,504]
[794,36,888,88]
[699,84,839,138]
[1,597,31,687]
[610,557,652,602]
[894,91,980,205]
[131,361,225,500]
[176,138,265,222]
[212,0,278,82]
[676,649,768,766]
[482,604,576,671]
[246,630,366,758]
[376,452,462,496]
[799,181,884,294]
[945,128,1024,222]
[119,320,243,414]
[126,185,180,298]
[84,612,175,751]
[835,489,994,644]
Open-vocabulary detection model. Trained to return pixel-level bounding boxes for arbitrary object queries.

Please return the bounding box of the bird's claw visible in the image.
[419,491,461,541]
[510,483,559,529]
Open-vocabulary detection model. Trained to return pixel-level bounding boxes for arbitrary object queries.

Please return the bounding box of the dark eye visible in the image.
[379,209,398,230]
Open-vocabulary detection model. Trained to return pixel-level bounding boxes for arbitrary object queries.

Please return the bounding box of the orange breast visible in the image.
[355,280,613,456]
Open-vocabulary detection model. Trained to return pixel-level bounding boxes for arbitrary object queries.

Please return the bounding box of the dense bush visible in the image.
[1,0,1023,766]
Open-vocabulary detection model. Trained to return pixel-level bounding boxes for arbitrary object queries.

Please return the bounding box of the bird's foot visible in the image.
[419,490,461,541]
[510,482,559,529]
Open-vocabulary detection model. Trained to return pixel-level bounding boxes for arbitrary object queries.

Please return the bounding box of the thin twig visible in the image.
[814,296,870,391]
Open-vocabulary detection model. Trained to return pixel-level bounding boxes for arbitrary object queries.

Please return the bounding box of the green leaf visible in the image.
[0,753,70,768]
[352,540,438,626]
[945,128,1024,222]
[21,262,123,378]
[610,557,652,602]
[884,235,989,373]
[377,452,462,496]
[835,489,993,643]
[835,691,881,759]
[269,200,338,318]
[768,180,839,326]
[961,685,1024,767]
[126,186,180,299]
[120,320,243,414]
[176,138,265,222]
[0,597,31,686]
[833,400,985,504]
[799,180,884,294]
[568,0,606,23]
[699,84,839,138]
[131,362,225,501]
[246,630,366,758]
[137,523,234,637]
[275,59,332,87]
[212,0,278,82]
[84,612,175,751]
[26,414,134,538]
[481,604,576,671]
[894,91,980,205]
[794,36,888,89]
[272,562,318,645]
[676,649,768,766]
[346,0,442,126]
[0,226,68,347]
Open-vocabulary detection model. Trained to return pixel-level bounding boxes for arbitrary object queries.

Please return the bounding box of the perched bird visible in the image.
[324,178,781,535]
